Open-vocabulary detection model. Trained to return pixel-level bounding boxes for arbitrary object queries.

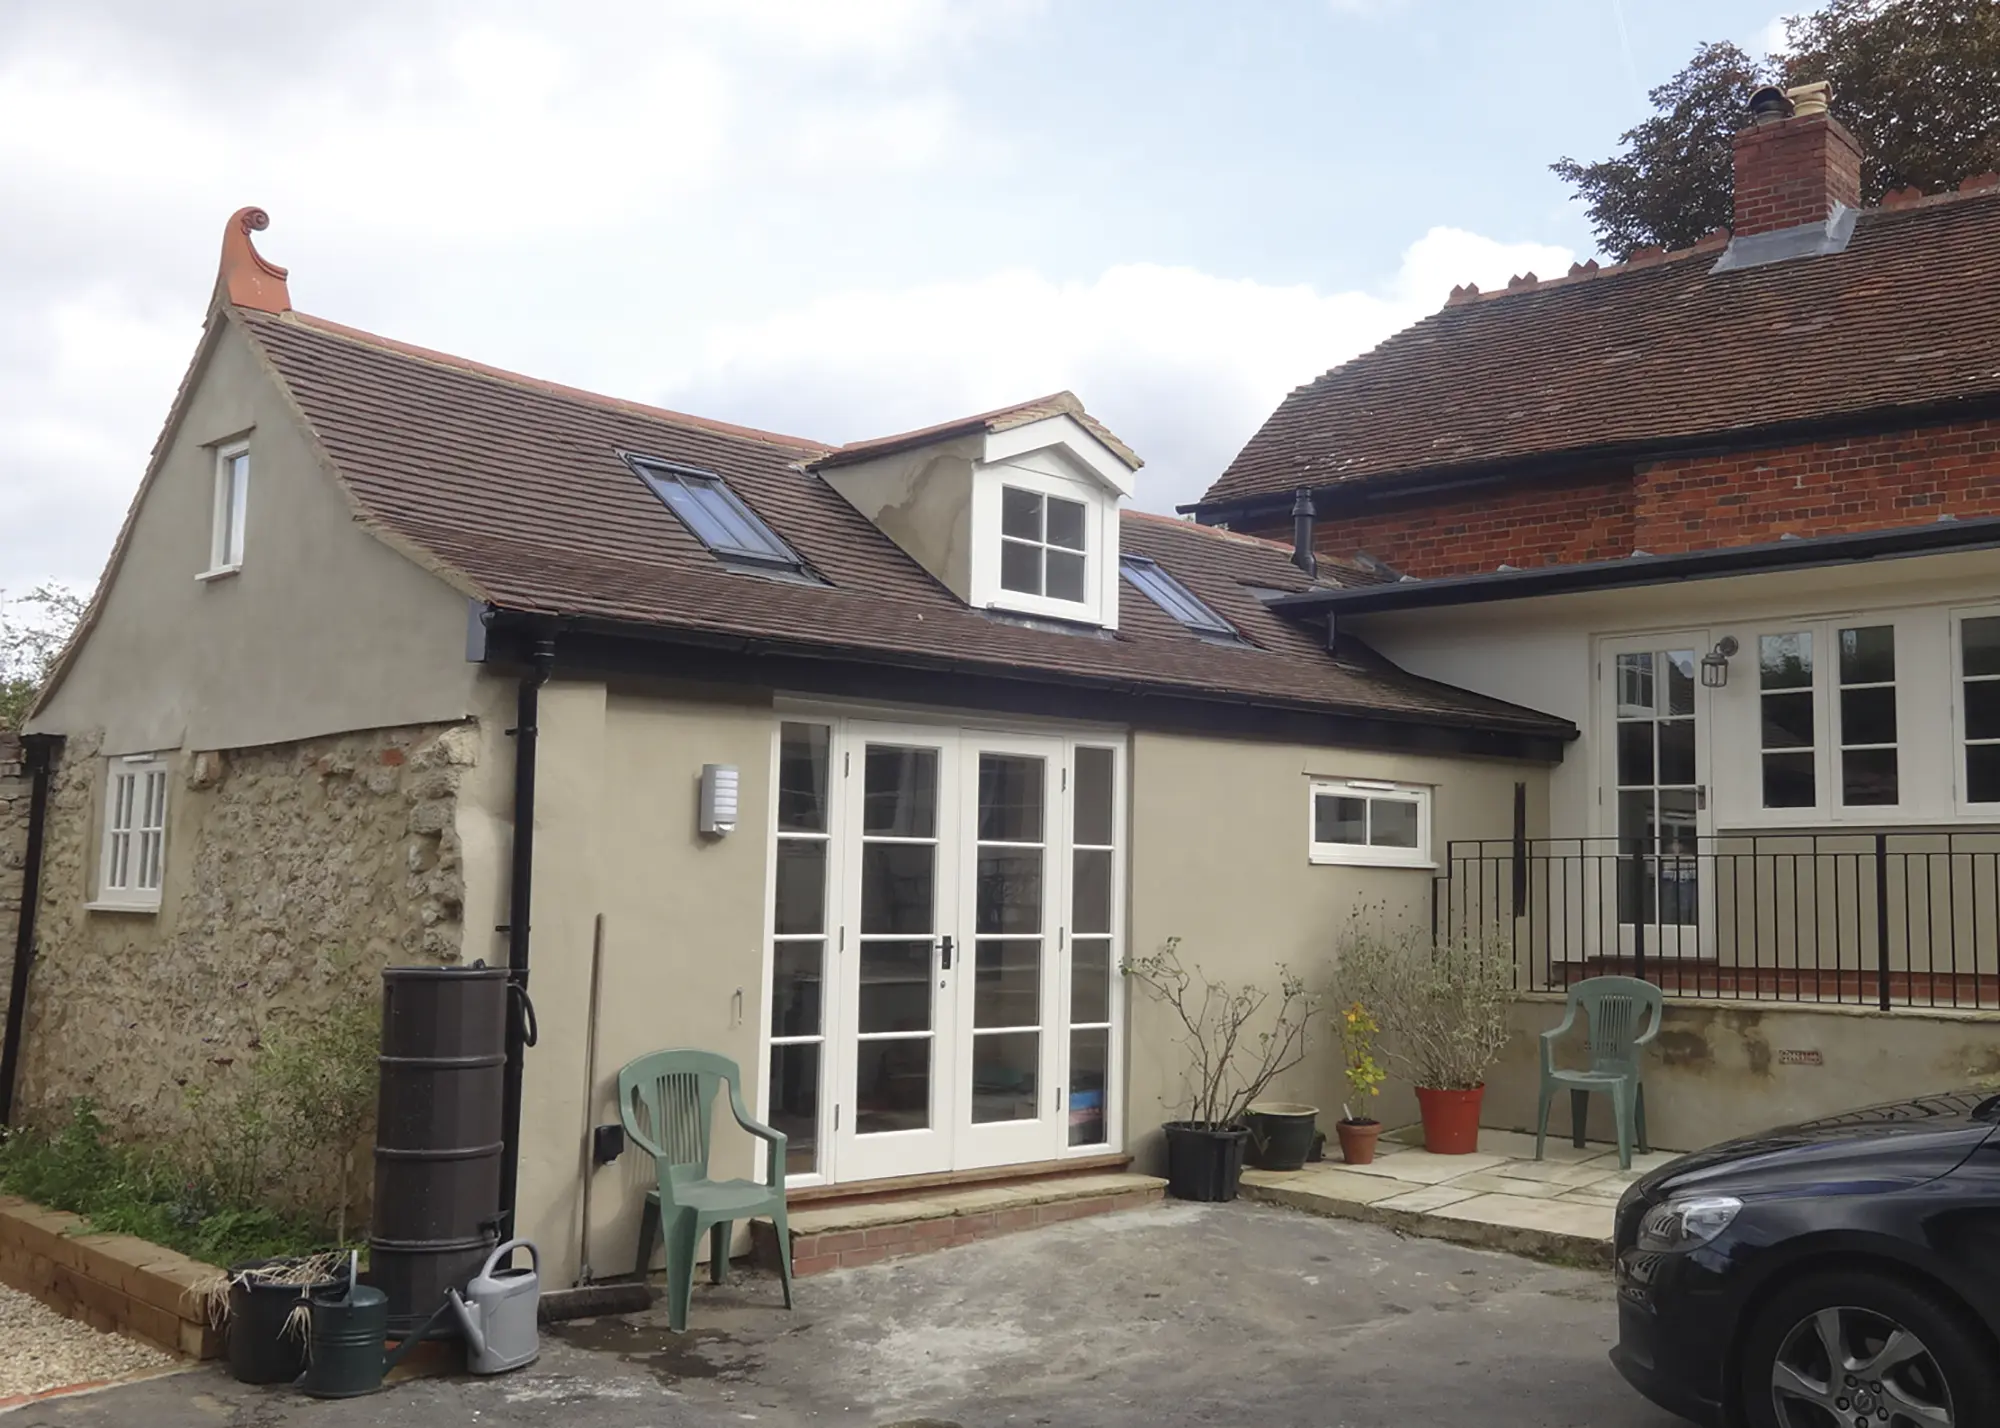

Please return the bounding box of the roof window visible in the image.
[627,456,815,579]
[1120,555,1241,642]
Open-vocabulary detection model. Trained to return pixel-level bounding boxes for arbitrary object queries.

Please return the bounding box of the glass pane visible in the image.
[773,840,825,935]
[1370,798,1419,848]
[1000,539,1041,595]
[1762,752,1816,809]
[1616,722,1653,786]
[1045,497,1086,551]
[1657,788,1698,856]
[975,850,1042,935]
[1074,747,1114,846]
[973,938,1041,1029]
[978,755,1044,842]
[863,746,937,837]
[1657,720,1696,786]
[777,723,830,833]
[1045,550,1087,603]
[861,844,935,934]
[768,1043,819,1176]
[1842,748,1899,806]
[855,1038,929,1134]
[1965,681,2000,741]
[858,940,933,1033]
[970,1031,1038,1123]
[656,476,738,550]
[770,941,822,1037]
[1762,692,1815,750]
[1840,625,1895,684]
[1617,789,1656,847]
[1964,617,2000,678]
[1068,1028,1109,1146]
[1615,653,1654,716]
[1001,487,1042,540]
[1969,743,2000,803]
[1072,848,1112,935]
[1070,937,1111,1025]
[691,483,774,557]
[1315,794,1367,846]
[1840,687,1897,747]
[1665,651,1695,716]
[1658,855,1700,926]
[1760,632,1813,690]
[226,454,249,564]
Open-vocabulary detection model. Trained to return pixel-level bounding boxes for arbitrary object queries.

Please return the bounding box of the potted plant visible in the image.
[1335,1001,1387,1164]
[1123,937,1319,1200]
[1337,922,1514,1154]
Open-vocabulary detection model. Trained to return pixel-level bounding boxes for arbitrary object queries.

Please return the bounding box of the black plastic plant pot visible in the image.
[225,1258,349,1386]
[1162,1122,1250,1202]
[1243,1103,1320,1172]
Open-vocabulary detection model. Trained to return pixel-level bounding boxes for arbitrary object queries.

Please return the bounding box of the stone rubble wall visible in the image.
[10,721,480,1170]
[0,732,26,1039]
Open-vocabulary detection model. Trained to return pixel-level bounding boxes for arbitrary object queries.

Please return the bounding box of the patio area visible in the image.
[1240,1127,1682,1262]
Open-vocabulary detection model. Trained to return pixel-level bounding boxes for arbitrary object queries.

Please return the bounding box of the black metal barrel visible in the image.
[371,965,507,1333]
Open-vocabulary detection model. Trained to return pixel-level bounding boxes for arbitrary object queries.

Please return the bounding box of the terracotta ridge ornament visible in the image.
[215,206,291,314]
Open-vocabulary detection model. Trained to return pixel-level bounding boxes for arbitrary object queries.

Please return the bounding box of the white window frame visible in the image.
[1953,604,2000,815]
[1307,778,1434,869]
[969,462,1120,628]
[203,441,249,579]
[1739,617,1908,820]
[94,755,169,911]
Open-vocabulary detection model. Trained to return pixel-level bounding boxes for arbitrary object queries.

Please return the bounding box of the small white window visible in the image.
[97,757,169,910]
[999,486,1088,603]
[1308,779,1432,868]
[206,443,249,576]
[1959,612,2000,807]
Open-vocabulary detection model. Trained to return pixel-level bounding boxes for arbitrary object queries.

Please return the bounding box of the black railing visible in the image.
[1434,831,2000,1010]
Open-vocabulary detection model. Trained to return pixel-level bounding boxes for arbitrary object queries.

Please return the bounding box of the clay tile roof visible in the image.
[1199,188,2000,510]
[812,390,1143,472]
[233,307,1566,738]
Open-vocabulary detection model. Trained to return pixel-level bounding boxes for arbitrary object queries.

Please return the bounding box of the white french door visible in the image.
[767,715,1123,1187]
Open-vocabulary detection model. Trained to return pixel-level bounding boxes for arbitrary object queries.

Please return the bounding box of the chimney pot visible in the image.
[1290,489,1318,580]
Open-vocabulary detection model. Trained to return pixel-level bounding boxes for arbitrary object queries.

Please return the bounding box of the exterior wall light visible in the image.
[1701,636,1739,688]
[699,763,739,836]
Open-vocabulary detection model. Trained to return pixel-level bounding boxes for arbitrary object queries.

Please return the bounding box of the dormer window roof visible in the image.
[1120,554,1242,642]
[627,454,817,581]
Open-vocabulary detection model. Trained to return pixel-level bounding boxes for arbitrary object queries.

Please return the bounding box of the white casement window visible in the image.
[98,757,169,910]
[767,721,833,1180]
[1308,779,1433,868]
[1755,622,1901,813]
[205,442,250,577]
[999,486,1088,604]
[970,462,1119,628]
[1958,611,2000,808]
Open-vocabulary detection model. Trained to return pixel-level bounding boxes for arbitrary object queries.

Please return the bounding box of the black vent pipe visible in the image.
[1291,488,1318,579]
[496,630,556,1235]
[0,734,63,1128]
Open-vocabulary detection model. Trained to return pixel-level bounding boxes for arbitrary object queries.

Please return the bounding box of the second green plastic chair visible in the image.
[1534,976,1663,1171]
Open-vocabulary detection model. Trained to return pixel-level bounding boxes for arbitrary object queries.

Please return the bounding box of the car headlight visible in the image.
[1636,1195,1742,1251]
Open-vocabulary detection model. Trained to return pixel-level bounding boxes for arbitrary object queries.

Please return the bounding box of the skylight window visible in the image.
[628,456,812,577]
[1120,555,1240,641]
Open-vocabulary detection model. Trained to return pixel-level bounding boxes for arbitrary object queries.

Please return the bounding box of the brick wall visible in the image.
[1238,416,2000,579]
[0,733,25,1036]
[1731,112,1862,237]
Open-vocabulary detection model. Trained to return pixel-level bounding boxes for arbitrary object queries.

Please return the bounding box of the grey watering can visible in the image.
[445,1239,541,1374]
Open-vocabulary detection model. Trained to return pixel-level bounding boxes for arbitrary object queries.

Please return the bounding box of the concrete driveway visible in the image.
[10,1202,1687,1427]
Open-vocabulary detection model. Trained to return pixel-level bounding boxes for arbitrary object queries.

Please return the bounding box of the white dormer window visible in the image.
[1000,487,1088,602]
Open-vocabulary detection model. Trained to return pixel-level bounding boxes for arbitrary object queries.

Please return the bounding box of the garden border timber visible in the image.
[0,1194,222,1359]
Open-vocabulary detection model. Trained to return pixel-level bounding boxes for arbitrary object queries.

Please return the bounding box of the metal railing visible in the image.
[1434,831,2000,1010]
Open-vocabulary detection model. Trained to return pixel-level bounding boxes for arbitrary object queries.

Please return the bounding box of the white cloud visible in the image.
[1759,13,1794,59]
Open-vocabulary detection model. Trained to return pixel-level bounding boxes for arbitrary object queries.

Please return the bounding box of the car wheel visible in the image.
[1740,1270,2000,1428]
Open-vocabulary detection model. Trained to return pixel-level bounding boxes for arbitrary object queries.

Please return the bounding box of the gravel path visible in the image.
[0,1283,177,1400]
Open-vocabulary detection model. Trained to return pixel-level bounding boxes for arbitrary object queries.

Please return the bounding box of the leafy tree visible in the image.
[1554,1,2000,261]
[0,584,86,730]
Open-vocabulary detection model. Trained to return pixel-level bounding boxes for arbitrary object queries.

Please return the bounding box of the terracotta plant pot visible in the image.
[1336,1119,1382,1165]
[1415,1084,1486,1154]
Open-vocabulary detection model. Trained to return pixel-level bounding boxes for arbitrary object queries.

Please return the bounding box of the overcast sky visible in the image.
[1,0,1792,595]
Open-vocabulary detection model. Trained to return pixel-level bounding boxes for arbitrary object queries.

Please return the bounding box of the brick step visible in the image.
[751,1172,1167,1276]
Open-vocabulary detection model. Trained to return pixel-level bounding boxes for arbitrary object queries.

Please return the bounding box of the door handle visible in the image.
[939,935,954,971]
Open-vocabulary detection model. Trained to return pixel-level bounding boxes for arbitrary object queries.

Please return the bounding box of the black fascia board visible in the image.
[475,609,1575,763]
[1267,515,2000,619]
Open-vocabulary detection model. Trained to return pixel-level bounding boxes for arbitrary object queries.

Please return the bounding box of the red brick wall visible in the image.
[1731,113,1862,237]
[1233,417,2000,579]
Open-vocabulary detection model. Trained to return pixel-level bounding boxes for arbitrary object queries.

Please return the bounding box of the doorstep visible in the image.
[752,1171,1167,1276]
[1239,1127,1680,1267]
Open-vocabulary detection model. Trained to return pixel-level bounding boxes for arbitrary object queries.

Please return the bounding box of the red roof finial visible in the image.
[215,206,291,314]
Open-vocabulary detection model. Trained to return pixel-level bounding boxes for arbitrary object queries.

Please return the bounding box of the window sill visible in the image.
[84,899,161,915]
[195,565,242,583]
[1308,852,1437,871]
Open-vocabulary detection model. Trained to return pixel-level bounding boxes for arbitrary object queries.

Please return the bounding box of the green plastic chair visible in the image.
[1534,976,1663,1171]
[618,1049,794,1332]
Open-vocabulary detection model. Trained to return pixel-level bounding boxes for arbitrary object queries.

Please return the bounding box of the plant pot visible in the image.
[1162,1121,1250,1202]
[1243,1102,1320,1172]
[1415,1084,1486,1154]
[1336,1118,1382,1165]
[225,1258,349,1386]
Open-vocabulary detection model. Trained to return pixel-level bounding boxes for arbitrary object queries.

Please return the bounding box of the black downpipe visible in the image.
[497,633,556,1235]
[1,734,62,1128]
[1290,488,1318,579]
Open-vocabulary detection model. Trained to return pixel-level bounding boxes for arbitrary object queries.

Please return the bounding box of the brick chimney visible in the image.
[1731,82,1863,237]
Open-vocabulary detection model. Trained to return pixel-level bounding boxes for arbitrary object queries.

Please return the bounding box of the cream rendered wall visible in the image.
[504,679,778,1288]
[818,438,979,603]
[1125,730,1548,1170]
[30,317,479,756]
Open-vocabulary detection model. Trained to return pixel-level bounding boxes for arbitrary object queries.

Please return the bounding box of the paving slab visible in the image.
[1241,1166,1411,1208]
[1483,1156,1622,1188]
[1432,1193,1617,1242]
[1374,1185,1480,1213]
[1336,1149,1511,1184]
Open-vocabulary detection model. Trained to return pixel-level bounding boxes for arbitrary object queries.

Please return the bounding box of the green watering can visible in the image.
[301,1254,443,1399]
